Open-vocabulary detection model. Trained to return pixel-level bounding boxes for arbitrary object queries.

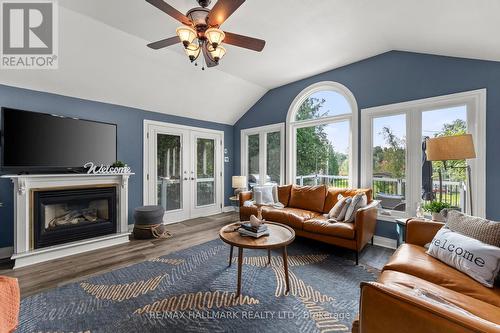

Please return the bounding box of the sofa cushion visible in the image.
[303,216,356,239]
[262,207,321,230]
[378,270,500,326]
[323,188,372,213]
[383,244,500,306]
[277,185,292,206]
[288,185,327,212]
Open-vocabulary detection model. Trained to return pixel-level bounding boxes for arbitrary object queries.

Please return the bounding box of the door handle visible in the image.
[190,177,195,181]
[183,177,188,181]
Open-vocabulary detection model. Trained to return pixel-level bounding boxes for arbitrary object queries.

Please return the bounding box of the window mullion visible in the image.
[260,131,267,186]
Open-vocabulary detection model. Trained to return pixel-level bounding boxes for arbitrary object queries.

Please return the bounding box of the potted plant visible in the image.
[422,201,451,222]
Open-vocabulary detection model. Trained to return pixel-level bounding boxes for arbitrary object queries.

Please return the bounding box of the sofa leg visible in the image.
[371,236,374,246]
[355,251,359,265]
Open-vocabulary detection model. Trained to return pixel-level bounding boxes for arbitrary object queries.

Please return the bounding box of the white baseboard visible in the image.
[222,206,236,213]
[0,246,13,259]
[373,236,397,250]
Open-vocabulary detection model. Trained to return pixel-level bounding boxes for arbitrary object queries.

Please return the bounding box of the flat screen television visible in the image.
[1,107,117,173]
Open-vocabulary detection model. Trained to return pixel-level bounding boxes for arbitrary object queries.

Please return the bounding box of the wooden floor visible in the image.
[0,212,394,298]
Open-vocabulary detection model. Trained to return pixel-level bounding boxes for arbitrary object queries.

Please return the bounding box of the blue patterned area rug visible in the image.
[18,238,377,332]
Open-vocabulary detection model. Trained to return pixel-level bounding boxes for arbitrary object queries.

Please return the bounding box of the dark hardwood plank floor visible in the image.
[0,212,394,297]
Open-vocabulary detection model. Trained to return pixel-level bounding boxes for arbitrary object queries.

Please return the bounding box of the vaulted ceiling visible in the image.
[1,0,499,124]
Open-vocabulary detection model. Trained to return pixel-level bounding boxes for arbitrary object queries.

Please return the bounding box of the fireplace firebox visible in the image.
[33,187,117,249]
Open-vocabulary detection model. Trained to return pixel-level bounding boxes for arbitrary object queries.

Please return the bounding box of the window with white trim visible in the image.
[241,123,285,188]
[361,90,486,220]
[286,82,358,188]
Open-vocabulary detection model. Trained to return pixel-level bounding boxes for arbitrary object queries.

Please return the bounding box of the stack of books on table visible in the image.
[238,222,269,238]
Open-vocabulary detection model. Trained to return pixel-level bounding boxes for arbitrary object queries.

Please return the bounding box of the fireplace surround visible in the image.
[2,173,132,268]
[33,187,117,249]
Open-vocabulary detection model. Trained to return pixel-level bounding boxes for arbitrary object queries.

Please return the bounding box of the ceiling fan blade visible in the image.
[147,36,179,49]
[207,0,245,27]
[202,43,218,68]
[223,31,265,52]
[146,0,191,25]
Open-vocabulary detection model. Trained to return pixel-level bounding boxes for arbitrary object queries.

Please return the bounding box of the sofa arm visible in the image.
[405,219,444,247]
[355,200,380,251]
[238,191,252,207]
[358,281,499,333]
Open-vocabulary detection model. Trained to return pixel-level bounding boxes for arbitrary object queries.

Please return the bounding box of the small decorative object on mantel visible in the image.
[84,161,132,175]
[423,201,452,222]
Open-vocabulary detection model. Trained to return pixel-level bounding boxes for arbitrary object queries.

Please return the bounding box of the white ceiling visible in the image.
[2,0,500,125]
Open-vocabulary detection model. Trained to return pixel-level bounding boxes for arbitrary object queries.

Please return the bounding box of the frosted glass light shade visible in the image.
[208,44,226,62]
[205,28,225,48]
[426,134,476,161]
[176,26,197,47]
[232,176,247,189]
[184,43,200,61]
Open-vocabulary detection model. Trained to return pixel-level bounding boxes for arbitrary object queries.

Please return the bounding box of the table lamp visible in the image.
[425,134,476,214]
[232,176,247,198]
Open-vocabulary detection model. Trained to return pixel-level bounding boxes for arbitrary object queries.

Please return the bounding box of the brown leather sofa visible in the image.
[352,219,500,333]
[239,185,379,264]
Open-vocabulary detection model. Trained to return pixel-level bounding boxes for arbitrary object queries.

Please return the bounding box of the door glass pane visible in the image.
[247,134,260,188]
[266,131,281,185]
[372,114,406,213]
[157,134,181,211]
[422,105,467,210]
[295,121,350,188]
[196,138,215,206]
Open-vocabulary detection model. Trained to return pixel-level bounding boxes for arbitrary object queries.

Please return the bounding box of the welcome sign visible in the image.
[84,162,132,175]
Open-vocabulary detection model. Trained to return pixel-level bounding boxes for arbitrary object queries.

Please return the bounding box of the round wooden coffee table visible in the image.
[219,221,295,297]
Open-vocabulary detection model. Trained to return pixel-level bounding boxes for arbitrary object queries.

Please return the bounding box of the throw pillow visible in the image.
[337,197,352,221]
[443,210,500,247]
[253,186,275,205]
[328,194,350,219]
[343,193,368,223]
[427,228,500,288]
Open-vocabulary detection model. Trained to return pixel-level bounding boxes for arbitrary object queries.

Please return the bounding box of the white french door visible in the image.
[144,120,223,224]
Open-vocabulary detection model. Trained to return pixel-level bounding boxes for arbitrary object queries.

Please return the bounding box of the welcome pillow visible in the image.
[427,228,500,288]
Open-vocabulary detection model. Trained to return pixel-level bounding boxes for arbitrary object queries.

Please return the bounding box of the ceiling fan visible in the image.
[146,0,266,69]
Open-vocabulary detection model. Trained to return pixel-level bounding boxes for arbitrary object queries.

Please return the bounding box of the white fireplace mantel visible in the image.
[1,173,133,268]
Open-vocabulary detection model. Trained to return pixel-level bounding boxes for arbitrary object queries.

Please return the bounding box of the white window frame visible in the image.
[286,81,359,187]
[240,123,285,186]
[361,89,486,222]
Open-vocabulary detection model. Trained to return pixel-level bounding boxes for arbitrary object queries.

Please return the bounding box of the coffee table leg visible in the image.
[282,246,290,294]
[228,245,233,267]
[267,249,271,265]
[237,247,243,297]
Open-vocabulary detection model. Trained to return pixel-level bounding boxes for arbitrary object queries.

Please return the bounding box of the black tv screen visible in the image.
[1,108,117,172]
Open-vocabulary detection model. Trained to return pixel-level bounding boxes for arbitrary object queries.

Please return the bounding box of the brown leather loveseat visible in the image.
[239,185,379,264]
[352,219,500,333]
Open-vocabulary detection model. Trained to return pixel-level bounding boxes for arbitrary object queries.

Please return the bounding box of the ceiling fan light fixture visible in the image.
[208,43,226,63]
[184,42,201,62]
[205,28,225,49]
[176,26,197,47]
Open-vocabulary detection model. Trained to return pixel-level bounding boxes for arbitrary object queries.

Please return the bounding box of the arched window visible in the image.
[286,81,358,188]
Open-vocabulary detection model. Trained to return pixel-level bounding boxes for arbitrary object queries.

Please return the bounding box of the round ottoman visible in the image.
[133,205,170,239]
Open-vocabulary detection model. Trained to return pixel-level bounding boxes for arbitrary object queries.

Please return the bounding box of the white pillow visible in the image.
[253,186,275,205]
[343,193,368,223]
[328,194,350,219]
[427,228,500,288]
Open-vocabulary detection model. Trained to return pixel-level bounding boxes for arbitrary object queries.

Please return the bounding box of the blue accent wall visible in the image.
[234,51,500,239]
[0,84,234,248]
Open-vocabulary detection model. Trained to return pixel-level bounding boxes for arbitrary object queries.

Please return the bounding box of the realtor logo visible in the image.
[1,0,58,69]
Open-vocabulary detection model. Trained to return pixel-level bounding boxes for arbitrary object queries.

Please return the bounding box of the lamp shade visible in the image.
[208,44,226,62]
[426,134,476,161]
[176,26,197,47]
[205,28,225,48]
[184,43,200,61]
[232,176,247,189]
